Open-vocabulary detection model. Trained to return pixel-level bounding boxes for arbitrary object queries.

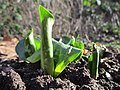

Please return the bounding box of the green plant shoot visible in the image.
[88,44,99,79]
[16,5,84,77]
[88,43,105,79]
[38,5,55,76]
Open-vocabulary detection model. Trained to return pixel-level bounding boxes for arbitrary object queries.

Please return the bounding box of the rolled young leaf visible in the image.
[91,48,99,79]
[38,5,54,76]
[24,29,40,57]
[88,44,100,79]
[15,29,40,61]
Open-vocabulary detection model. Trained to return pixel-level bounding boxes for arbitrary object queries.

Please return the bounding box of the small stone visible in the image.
[1,71,6,76]
[79,85,91,90]
[105,72,112,80]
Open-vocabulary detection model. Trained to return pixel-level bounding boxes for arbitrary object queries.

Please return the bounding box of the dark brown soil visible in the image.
[0,47,120,90]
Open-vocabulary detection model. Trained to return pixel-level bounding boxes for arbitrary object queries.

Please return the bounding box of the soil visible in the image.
[0,46,120,90]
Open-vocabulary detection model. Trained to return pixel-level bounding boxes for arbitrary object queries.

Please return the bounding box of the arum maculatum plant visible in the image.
[88,43,105,79]
[16,5,84,77]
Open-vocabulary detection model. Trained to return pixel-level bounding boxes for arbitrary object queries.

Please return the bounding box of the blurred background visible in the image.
[0,0,120,48]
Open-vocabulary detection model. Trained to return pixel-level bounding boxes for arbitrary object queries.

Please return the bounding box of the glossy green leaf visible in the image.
[53,39,82,77]
[38,5,54,26]
[88,54,93,72]
[59,36,84,59]
[16,39,26,60]
[26,37,41,63]
[59,36,72,45]
[24,29,36,57]
[72,41,84,50]
[88,43,101,79]
[38,5,55,76]
[24,29,40,58]
[16,30,40,62]
[60,36,84,50]
[27,49,41,63]
[34,37,41,50]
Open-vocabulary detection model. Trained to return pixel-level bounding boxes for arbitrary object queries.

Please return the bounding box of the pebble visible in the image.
[105,71,112,80]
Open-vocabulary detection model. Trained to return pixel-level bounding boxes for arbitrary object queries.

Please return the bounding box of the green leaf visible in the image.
[88,53,93,75]
[38,5,54,26]
[38,5,55,76]
[59,36,72,45]
[27,49,41,63]
[60,36,84,50]
[15,30,40,62]
[59,36,84,59]
[34,37,41,50]
[72,41,84,50]
[26,37,41,63]
[53,39,82,77]
[88,43,102,79]
[24,29,40,58]
[16,39,26,60]
[91,48,99,79]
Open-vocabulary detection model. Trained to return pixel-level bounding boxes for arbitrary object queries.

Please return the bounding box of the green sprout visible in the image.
[88,43,105,79]
[38,5,54,76]
[16,5,84,77]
